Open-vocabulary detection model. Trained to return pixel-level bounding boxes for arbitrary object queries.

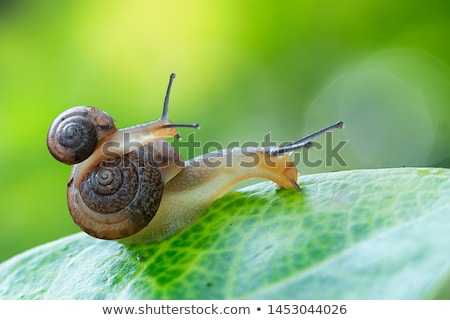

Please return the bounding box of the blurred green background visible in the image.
[0,0,449,262]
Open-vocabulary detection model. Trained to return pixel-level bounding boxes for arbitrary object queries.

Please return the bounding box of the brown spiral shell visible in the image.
[47,106,116,164]
[68,146,164,239]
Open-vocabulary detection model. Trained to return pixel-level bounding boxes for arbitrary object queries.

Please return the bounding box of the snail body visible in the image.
[47,74,343,242]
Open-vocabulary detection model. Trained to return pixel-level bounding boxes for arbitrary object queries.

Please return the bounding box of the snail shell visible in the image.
[47,106,116,164]
[68,145,164,239]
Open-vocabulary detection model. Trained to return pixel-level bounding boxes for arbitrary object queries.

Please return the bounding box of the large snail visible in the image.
[47,74,343,242]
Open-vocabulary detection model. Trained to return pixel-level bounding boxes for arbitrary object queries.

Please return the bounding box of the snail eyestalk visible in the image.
[161,73,176,120]
[267,121,344,155]
[160,73,200,131]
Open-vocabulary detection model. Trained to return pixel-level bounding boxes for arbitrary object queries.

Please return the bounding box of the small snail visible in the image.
[47,73,344,242]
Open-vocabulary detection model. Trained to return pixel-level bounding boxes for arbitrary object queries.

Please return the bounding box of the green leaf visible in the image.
[1,168,450,299]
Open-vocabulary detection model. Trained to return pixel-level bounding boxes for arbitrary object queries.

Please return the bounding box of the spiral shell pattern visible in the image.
[68,146,164,239]
[47,106,116,164]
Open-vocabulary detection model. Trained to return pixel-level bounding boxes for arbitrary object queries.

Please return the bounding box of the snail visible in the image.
[47,73,344,243]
